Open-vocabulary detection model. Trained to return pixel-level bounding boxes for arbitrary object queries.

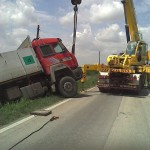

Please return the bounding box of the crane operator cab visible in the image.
[125,41,148,65]
[126,41,136,55]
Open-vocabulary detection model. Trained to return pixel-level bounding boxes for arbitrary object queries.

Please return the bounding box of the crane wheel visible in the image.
[135,76,142,94]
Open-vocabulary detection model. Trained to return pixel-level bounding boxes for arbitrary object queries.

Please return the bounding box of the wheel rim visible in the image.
[63,82,73,92]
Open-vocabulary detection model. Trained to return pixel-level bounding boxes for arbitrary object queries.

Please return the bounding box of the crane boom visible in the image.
[122,0,140,42]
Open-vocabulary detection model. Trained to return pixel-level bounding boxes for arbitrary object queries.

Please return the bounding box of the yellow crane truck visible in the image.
[81,0,150,93]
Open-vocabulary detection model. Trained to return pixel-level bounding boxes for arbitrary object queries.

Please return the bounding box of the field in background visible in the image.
[0,71,98,128]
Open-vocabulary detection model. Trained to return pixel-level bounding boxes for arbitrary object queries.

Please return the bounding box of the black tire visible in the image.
[136,76,142,94]
[58,76,77,98]
[98,88,108,93]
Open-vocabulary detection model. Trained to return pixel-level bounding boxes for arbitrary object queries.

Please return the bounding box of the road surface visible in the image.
[0,87,150,150]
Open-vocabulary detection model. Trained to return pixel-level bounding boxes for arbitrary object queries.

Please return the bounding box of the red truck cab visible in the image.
[32,38,79,75]
[32,37,82,98]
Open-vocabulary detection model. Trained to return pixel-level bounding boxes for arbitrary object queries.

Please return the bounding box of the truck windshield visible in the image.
[40,45,54,57]
[54,44,63,53]
[53,42,66,54]
[126,41,137,55]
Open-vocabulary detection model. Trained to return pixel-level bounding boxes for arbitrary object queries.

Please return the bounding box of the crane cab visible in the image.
[125,41,148,65]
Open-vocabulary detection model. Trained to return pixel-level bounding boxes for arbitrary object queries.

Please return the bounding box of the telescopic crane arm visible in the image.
[121,0,140,42]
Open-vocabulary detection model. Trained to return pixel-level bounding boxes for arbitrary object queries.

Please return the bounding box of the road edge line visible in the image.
[0,86,96,134]
[0,98,72,134]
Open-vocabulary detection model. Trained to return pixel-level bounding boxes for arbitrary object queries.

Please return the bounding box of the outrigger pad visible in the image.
[30,110,52,116]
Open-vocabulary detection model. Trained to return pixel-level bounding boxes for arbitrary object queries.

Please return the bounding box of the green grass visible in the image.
[0,95,63,127]
[78,71,98,91]
[0,71,98,127]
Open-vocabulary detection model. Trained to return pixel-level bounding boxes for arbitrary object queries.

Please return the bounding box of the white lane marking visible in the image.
[80,87,96,92]
[0,87,96,134]
[45,98,72,111]
[0,116,34,134]
[0,98,72,134]
[87,87,96,91]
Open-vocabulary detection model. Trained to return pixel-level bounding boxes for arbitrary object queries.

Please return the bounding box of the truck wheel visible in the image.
[99,88,107,93]
[58,76,77,98]
[136,76,142,94]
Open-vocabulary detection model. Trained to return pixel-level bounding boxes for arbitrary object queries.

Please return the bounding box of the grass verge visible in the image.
[0,95,63,127]
[0,71,98,128]
[78,71,98,91]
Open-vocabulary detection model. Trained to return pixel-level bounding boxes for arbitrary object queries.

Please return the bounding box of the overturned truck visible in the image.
[0,36,82,103]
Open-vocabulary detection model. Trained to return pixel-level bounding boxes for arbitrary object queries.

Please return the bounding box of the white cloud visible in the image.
[69,24,126,65]
[59,12,73,26]
[80,0,96,7]
[76,24,93,43]
[0,0,37,52]
[140,26,150,48]
[95,24,124,42]
[90,1,123,23]
[0,0,37,27]
[0,0,55,52]
[59,0,123,25]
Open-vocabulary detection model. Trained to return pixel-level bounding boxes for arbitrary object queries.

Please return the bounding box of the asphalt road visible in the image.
[0,87,150,150]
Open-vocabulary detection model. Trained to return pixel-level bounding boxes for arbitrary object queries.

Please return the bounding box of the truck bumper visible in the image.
[97,73,141,91]
[73,67,83,81]
[97,82,137,90]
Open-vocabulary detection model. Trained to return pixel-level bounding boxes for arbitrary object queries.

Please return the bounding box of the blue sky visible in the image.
[34,0,70,14]
[0,0,150,65]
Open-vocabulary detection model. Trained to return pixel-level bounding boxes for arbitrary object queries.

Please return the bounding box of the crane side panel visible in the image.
[148,51,150,61]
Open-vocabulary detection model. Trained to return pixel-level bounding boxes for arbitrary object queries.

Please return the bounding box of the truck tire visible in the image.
[58,76,77,98]
[136,76,142,94]
[98,88,108,93]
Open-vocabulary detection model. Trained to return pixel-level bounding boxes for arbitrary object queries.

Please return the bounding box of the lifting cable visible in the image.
[8,116,59,150]
[72,5,78,55]
[71,0,82,55]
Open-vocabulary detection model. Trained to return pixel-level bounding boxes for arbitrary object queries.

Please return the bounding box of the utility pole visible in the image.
[99,51,100,64]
